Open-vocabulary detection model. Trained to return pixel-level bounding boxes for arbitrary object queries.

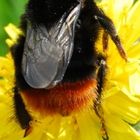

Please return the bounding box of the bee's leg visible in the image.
[13,87,32,137]
[102,30,109,52]
[24,125,33,137]
[94,56,109,140]
[94,14,127,61]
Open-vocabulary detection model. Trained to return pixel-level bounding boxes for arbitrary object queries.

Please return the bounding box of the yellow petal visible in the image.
[125,0,140,47]
[4,23,23,39]
[99,0,134,28]
[104,91,140,124]
[5,39,16,48]
[4,23,24,48]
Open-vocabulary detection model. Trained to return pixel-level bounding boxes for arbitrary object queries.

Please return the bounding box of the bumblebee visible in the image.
[11,0,126,139]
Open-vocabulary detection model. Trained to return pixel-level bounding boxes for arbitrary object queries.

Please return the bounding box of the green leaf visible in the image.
[0,0,28,56]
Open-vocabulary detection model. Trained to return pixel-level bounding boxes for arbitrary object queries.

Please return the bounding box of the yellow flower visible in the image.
[0,0,140,140]
[5,23,23,47]
[97,0,140,139]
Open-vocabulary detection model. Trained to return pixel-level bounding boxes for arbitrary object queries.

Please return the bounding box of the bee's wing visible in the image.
[22,2,81,89]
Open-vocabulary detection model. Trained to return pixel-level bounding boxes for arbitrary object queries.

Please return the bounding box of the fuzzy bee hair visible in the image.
[11,0,126,139]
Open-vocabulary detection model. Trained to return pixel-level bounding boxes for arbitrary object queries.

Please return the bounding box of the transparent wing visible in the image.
[22,2,81,89]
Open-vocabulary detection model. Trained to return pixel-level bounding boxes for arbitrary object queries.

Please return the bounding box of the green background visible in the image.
[0,0,28,56]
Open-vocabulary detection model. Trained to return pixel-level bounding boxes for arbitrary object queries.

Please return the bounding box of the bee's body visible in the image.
[13,0,99,88]
[11,0,126,139]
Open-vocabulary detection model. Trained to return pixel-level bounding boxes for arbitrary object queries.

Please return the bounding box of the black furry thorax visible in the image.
[12,0,101,89]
